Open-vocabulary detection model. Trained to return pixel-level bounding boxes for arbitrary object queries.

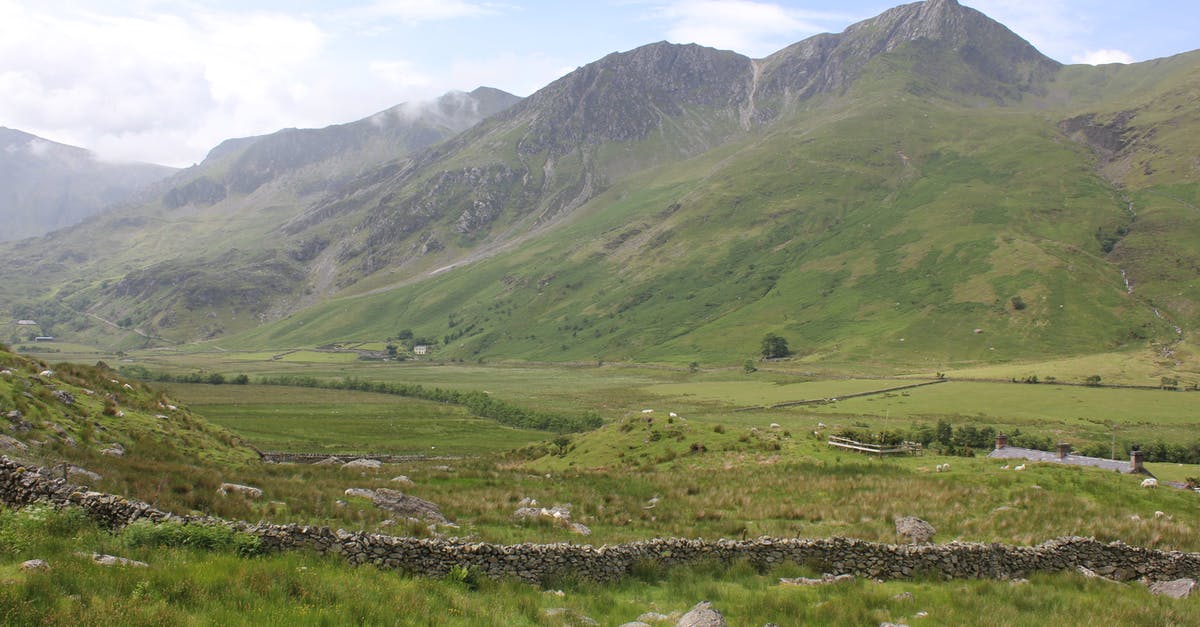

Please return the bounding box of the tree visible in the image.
[1085,374,1102,387]
[743,359,757,374]
[688,361,700,373]
[232,374,250,385]
[760,333,791,359]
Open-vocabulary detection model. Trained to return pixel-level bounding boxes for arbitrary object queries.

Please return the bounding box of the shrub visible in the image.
[122,520,262,556]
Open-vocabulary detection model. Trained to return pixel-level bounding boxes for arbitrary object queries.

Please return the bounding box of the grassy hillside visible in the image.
[237,85,1169,367]
[0,343,255,467]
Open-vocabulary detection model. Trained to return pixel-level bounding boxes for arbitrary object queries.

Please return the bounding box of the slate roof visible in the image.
[987,446,1135,473]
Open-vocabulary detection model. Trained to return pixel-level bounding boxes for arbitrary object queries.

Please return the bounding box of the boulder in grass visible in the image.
[20,559,49,572]
[894,515,935,544]
[676,601,725,627]
[78,552,148,568]
[218,483,263,499]
[1149,578,1198,599]
[341,458,382,470]
[371,488,451,525]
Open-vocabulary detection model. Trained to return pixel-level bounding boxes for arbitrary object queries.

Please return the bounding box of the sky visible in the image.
[0,0,1195,168]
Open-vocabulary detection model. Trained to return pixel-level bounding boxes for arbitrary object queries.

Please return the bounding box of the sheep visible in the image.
[942,462,950,471]
[1154,510,1166,519]
[641,409,654,414]
[1001,465,1010,470]
[0,369,12,376]
[935,464,945,472]
[770,423,781,429]
[817,422,827,429]
[1014,464,1026,471]
[123,383,134,390]
[39,370,53,377]
[669,412,678,418]
[1141,477,1158,489]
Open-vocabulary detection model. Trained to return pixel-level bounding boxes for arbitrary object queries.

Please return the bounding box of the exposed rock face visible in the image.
[895,516,936,544]
[20,559,49,571]
[675,601,726,627]
[99,443,125,457]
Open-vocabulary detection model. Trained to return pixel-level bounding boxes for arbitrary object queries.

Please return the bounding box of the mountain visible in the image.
[0,87,521,345]
[2,0,1199,372]
[0,128,176,241]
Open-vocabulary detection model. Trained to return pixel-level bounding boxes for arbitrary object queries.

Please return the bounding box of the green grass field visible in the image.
[162,383,548,455]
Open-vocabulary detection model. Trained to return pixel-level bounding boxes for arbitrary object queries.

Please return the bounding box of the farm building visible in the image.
[987,434,1152,476]
[413,345,429,356]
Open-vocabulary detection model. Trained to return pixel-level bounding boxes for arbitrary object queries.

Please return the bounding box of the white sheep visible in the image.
[1014,464,1026,471]
[1154,510,1166,519]
[1141,477,1158,489]
[641,409,654,414]
[669,412,678,418]
[39,370,53,377]
[818,422,827,429]
[123,383,134,390]
[0,369,12,376]
[942,462,950,471]
[770,423,781,429]
[1001,464,1010,470]
[935,464,945,472]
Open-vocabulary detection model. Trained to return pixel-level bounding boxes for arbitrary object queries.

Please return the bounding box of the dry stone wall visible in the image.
[3,456,1199,584]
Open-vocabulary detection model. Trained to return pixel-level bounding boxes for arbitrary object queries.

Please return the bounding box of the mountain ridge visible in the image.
[1,0,1198,373]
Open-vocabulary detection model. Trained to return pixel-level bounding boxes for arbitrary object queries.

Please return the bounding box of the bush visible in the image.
[122,520,262,556]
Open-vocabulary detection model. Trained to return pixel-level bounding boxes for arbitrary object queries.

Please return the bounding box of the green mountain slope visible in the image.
[3,0,1199,371]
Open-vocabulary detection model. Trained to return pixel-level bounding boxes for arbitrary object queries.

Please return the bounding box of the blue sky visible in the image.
[0,0,1195,166]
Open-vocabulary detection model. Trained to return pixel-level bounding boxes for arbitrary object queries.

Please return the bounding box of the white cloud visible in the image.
[656,0,840,57]
[369,59,433,88]
[0,2,331,166]
[1072,49,1133,65]
[344,0,496,23]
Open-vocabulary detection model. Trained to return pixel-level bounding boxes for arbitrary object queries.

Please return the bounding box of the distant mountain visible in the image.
[2,0,1198,371]
[0,87,521,344]
[0,128,175,241]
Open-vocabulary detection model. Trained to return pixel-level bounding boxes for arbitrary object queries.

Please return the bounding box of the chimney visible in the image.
[995,434,1008,450]
[1130,448,1145,473]
[1057,442,1071,460]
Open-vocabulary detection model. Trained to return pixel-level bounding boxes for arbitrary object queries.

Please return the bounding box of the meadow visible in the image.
[6,344,1200,624]
[161,383,548,456]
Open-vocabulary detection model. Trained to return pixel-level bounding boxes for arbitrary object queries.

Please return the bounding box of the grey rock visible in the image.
[218,483,264,499]
[79,552,149,568]
[370,488,451,525]
[637,612,675,623]
[0,435,28,451]
[20,559,49,571]
[342,458,382,470]
[314,456,341,465]
[68,466,102,482]
[51,390,75,405]
[676,601,725,627]
[895,516,935,544]
[1148,578,1198,599]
